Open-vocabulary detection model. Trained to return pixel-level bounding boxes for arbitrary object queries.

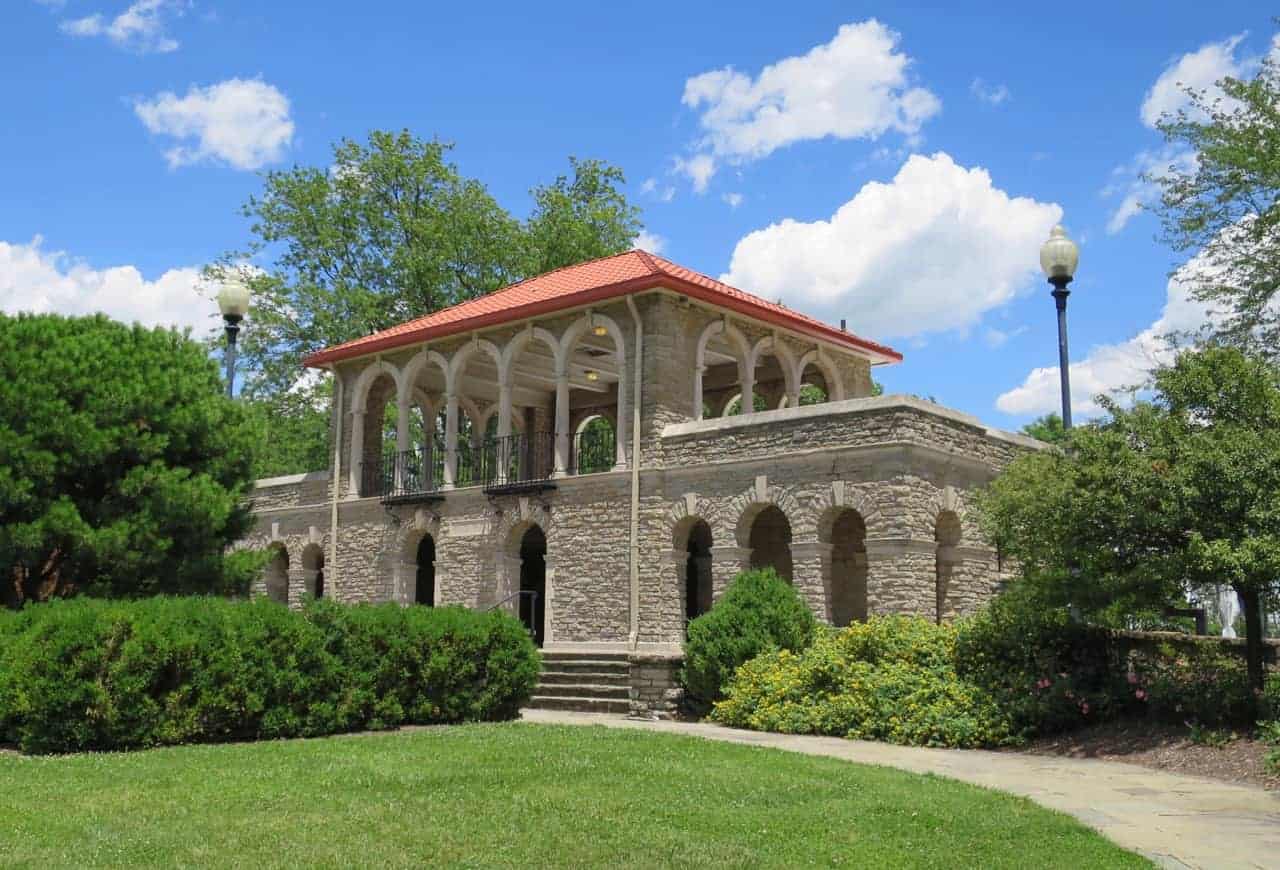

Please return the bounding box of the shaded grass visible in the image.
[0,723,1147,868]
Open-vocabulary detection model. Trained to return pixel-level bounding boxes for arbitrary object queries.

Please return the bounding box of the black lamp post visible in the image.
[1039,225,1080,429]
[216,277,251,398]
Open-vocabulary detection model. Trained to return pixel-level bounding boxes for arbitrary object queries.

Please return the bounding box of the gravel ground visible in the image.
[1015,719,1280,791]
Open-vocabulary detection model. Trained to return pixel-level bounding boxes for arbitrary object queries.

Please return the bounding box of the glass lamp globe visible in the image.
[1039,225,1079,282]
[217,277,251,320]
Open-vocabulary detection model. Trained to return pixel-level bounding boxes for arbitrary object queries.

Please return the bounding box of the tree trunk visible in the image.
[1237,585,1265,704]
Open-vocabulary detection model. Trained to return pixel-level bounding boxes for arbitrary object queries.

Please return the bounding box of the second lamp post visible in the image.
[1039,225,1080,429]
[216,276,251,399]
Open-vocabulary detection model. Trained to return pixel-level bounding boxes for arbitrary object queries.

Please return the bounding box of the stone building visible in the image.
[244,250,1039,715]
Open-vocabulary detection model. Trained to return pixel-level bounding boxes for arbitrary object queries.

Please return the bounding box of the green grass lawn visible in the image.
[0,723,1146,869]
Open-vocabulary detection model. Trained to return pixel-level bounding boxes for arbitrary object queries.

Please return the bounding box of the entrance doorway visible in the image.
[415,535,435,606]
[684,520,713,629]
[518,525,546,646]
[748,505,793,581]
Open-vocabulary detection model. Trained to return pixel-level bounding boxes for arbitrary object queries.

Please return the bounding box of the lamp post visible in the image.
[1039,225,1080,429]
[216,276,251,398]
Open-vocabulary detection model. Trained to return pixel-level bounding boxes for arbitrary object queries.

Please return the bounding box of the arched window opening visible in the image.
[748,505,793,582]
[573,415,616,474]
[415,534,436,607]
[518,525,547,646]
[935,510,962,624]
[797,362,831,407]
[694,321,747,422]
[302,544,325,600]
[357,372,398,497]
[828,511,867,626]
[749,350,790,412]
[684,520,714,630]
[263,546,289,604]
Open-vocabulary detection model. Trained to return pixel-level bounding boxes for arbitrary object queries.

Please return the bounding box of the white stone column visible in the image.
[693,365,706,421]
[348,410,365,497]
[497,379,513,439]
[443,392,458,489]
[740,361,755,416]
[614,356,629,470]
[393,397,410,490]
[553,367,570,477]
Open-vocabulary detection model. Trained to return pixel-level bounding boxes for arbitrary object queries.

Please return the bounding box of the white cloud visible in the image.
[983,324,1026,349]
[60,0,188,54]
[640,177,675,202]
[722,152,1060,340]
[673,154,717,194]
[995,255,1226,417]
[677,20,939,189]
[1140,34,1247,128]
[633,230,665,254]
[0,236,211,333]
[722,192,744,209]
[1104,146,1198,234]
[969,78,1010,106]
[133,78,295,170]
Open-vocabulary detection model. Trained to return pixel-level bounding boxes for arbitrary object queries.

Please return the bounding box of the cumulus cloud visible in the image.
[133,78,295,170]
[639,177,675,202]
[633,230,665,254]
[60,0,188,54]
[969,78,1010,106]
[0,236,211,332]
[676,20,939,189]
[1104,146,1199,235]
[721,152,1060,340]
[722,192,744,208]
[1140,34,1248,128]
[673,154,716,194]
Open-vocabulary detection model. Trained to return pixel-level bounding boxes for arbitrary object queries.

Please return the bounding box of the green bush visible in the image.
[681,569,815,707]
[1127,642,1254,728]
[0,596,539,754]
[954,585,1125,738]
[712,617,1014,748]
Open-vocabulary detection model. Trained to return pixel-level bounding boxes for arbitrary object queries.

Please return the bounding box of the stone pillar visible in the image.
[395,558,417,605]
[693,365,706,421]
[286,567,314,609]
[497,379,513,439]
[614,357,629,470]
[348,410,365,496]
[740,362,755,417]
[791,541,833,624]
[553,367,570,476]
[864,538,937,618]
[543,554,557,646]
[443,392,459,488]
[496,554,522,613]
[393,397,410,490]
[709,545,752,602]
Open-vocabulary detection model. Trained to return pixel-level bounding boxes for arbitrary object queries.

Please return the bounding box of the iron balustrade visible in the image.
[480,431,555,492]
[364,442,445,502]
[571,424,617,475]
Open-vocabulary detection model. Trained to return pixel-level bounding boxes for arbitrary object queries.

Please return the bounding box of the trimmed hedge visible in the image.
[712,617,1014,748]
[681,569,815,707]
[0,596,539,754]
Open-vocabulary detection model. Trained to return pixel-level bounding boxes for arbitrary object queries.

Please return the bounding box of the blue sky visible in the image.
[2,1,1274,430]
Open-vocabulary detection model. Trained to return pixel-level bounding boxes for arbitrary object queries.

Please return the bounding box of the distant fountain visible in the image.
[1218,586,1240,638]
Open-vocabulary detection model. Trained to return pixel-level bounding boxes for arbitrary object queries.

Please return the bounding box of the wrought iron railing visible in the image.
[479,431,555,492]
[571,425,616,475]
[488,588,541,642]
[363,442,444,501]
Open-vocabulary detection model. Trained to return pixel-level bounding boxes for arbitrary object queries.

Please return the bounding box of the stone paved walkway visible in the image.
[521,709,1280,869]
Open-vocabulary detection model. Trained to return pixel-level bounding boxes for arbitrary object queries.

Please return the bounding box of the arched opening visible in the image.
[302,544,325,600]
[356,371,398,497]
[748,505,793,582]
[263,545,289,604]
[694,320,748,422]
[935,510,962,624]
[827,510,867,626]
[682,520,714,630]
[414,534,436,607]
[518,525,547,647]
[573,414,616,474]
[748,344,794,412]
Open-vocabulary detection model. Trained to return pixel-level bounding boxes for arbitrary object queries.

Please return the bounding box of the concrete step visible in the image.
[533,682,629,700]
[539,670,630,687]
[526,695,630,714]
[538,658,630,676]
[539,651,630,663]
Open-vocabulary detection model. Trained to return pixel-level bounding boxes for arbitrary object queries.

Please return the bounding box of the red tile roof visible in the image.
[303,250,902,367]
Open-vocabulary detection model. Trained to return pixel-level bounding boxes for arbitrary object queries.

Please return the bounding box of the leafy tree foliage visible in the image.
[1150,48,1280,356]
[1021,413,1068,446]
[978,347,1280,697]
[0,314,262,607]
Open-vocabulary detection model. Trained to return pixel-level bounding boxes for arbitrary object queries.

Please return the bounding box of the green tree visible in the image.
[978,347,1280,699]
[523,157,643,277]
[0,314,263,607]
[1150,47,1280,355]
[1021,413,1068,446]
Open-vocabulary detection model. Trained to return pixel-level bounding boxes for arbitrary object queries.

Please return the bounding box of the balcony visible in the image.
[365,443,446,504]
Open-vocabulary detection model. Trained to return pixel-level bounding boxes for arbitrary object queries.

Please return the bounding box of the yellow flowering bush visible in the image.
[710,616,1015,748]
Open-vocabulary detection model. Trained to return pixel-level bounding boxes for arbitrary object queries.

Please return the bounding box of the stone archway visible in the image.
[681,519,713,629]
[747,505,793,582]
[517,524,547,647]
[301,544,325,600]
[825,510,867,626]
[414,534,436,607]
[935,510,962,623]
[263,544,289,604]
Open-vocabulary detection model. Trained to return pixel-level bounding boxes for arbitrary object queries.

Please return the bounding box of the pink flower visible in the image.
[1127,673,1138,685]
[1135,690,1147,701]
[1081,702,1090,715]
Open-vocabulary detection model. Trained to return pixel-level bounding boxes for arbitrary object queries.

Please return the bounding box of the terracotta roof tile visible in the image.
[303,250,900,366]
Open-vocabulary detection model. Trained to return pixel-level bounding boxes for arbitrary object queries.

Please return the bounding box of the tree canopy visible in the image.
[1150,47,1280,356]
[1020,413,1067,446]
[978,346,1280,697]
[215,131,644,477]
[0,314,263,607]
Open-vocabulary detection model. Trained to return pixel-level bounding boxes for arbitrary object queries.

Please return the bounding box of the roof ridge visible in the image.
[631,248,663,274]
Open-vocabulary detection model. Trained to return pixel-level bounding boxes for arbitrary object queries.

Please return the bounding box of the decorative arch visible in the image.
[349,359,404,413]
[262,543,289,604]
[727,481,804,548]
[693,319,750,421]
[811,481,884,541]
[501,325,563,377]
[665,493,719,550]
[925,485,967,543]
[795,349,846,402]
[390,508,441,606]
[446,338,503,395]
[560,312,629,469]
[747,335,800,402]
[347,360,404,498]
[400,348,450,395]
[300,542,326,599]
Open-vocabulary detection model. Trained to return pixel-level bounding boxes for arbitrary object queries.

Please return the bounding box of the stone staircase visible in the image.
[527,651,631,714]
